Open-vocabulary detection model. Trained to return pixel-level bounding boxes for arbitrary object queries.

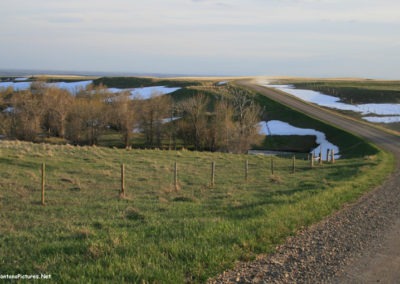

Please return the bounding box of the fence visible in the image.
[34,151,337,206]
[0,141,344,208]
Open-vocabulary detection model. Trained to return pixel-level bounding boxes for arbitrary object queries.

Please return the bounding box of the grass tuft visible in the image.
[124,207,145,221]
[270,174,283,184]
[172,196,196,203]
[73,228,93,240]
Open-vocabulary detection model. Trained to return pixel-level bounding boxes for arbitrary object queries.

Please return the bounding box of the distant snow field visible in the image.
[0,81,32,91]
[0,80,180,99]
[0,80,93,94]
[363,116,400,123]
[265,84,400,124]
[258,120,340,160]
[109,86,181,99]
[48,80,93,94]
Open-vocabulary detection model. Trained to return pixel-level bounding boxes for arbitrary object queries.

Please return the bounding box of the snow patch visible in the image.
[130,86,180,99]
[0,81,31,91]
[266,84,400,119]
[0,81,180,99]
[3,107,14,113]
[48,80,93,94]
[161,117,181,124]
[259,120,340,160]
[0,80,92,94]
[108,86,180,99]
[362,116,400,123]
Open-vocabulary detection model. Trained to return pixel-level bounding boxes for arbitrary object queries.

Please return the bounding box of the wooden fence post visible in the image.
[331,149,335,164]
[41,163,45,206]
[319,150,323,165]
[245,159,249,182]
[121,164,125,197]
[326,149,331,162]
[292,155,296,174]
[174,161,178,191]
[271,157,274,175]
[310,153,314,168]
[211,161,215,187]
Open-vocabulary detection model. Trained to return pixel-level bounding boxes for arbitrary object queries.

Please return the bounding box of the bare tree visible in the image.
[229,88,263,153]
[213,99,235,152]
[111,91,136,148]
[0,89,11,137]
[164,102,179,150]
[29,80,47,95]
[178,94,209,150]
[42,87,73,138]
[233,103,263,153]
[9,90,43,141]
[138,93,172,148]
[66,85,111,145]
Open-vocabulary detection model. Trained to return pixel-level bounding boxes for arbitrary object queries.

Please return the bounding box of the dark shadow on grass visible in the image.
[220,186,321,220]
[0,157,40,169]
[40,243,87,256]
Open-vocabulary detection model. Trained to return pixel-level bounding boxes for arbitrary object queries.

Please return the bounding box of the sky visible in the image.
[1,0,400,78]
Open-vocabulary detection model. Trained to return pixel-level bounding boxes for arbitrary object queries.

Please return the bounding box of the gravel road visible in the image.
[209,80,400,283]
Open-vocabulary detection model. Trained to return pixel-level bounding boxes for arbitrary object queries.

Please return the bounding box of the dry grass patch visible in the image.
[270,174,283,184]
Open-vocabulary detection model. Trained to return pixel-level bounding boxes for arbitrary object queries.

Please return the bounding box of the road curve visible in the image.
[217,79,400,283]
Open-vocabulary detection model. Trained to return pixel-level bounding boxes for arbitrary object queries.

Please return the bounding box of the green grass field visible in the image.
[0,140,393,283]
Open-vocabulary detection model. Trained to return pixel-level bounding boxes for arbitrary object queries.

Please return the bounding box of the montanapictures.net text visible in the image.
[0,274,51,280]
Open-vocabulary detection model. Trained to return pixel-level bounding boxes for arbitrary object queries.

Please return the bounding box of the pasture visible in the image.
[0,140,392,282]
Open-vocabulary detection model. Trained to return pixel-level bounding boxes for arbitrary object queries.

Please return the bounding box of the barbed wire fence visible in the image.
[0,140,357,212]
[32,149,340,207]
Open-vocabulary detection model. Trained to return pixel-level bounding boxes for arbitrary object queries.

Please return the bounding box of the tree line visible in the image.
[0,81,263,153]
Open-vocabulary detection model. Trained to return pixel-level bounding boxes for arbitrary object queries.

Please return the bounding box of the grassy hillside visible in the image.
[0,141,393,283]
